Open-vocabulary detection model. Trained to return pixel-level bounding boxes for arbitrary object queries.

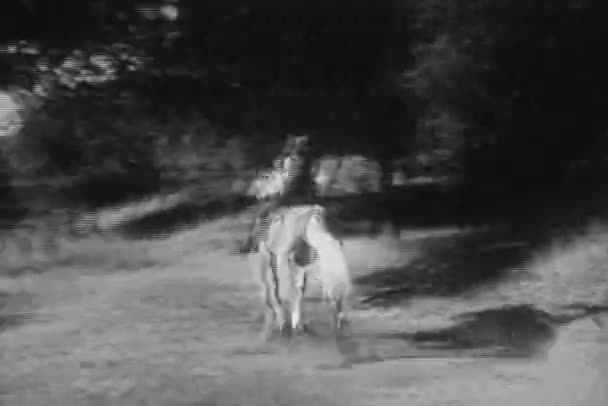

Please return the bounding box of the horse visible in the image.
[246,160,336,203]
[247,153,386,201]
[250,204,352,341]
[246,164,288,201]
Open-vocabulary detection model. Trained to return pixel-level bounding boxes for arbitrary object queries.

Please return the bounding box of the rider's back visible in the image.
[241,132,317,253]
[277,134,316,206]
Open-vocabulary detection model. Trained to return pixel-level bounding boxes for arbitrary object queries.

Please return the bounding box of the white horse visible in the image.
[250,204,352,340]
[247,153,389,200]
[247,154,339,201]
[247,164,288,201]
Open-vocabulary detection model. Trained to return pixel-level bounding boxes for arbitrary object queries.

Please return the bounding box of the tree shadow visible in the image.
[355,226,536,307]
[320,179,599,237]
[339,304,608,365]
[0,184,29,228]
[0,291,34,333]
[118,195,253,239]
[319,183,470,228]
[313,187,501,245]
[0,312,31,333]
[0,173,164,231]
[394,305,556,358]
[380,303,606,359]
[73,172,163,210]
[314,185,459,240]
[559,303,608,328]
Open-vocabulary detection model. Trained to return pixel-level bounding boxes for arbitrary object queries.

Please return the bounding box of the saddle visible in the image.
[257,205,326,266]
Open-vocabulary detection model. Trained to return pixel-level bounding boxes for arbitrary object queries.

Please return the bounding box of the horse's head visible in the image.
[247,167,286,200]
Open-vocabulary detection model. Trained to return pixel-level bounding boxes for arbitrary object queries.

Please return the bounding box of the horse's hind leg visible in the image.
[306,230,351,336]
[333,296,348,332]
[274,253,298,337]
[290,262,307,334]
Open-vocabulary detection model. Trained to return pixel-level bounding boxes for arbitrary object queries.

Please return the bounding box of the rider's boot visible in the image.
[240,219,261,254]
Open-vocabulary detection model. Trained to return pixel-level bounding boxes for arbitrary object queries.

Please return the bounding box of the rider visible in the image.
[241,132,317,253]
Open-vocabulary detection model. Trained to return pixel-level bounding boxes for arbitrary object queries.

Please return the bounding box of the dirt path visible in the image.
[1,225,607,406]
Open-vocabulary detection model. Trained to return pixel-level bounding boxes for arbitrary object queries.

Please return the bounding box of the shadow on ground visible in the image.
[322,180,606,236]
[355,226,536,307]
[318,185,463,229]
[558,303,608,328]
[391,305,558,358]
[0,313,32,333]
[236,305,600,368]
[0,291,34,333]
[0,185,30,228]
[118,195,253,239]
[319,183,520,229]
[0,173,163,228]
[402,304,607,357]
[340,304,608,365]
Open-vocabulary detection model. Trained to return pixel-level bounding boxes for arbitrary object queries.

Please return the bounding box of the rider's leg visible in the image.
[242,200,278,252]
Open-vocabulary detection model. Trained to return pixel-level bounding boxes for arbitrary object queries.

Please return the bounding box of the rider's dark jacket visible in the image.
[280,149,315,205]
[246,137,317,248]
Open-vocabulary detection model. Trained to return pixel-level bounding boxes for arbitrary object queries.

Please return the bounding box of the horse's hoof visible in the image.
[335,318,350,334]
[279,324,294,339]
[292,323,306,336]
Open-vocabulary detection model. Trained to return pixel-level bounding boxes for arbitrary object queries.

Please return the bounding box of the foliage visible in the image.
[2,0,608,208]
[401,0,607,188]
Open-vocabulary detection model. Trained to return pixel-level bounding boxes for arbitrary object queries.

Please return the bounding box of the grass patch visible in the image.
[522,222,608,307]
[0,203,254,278]
[1,231,171,277]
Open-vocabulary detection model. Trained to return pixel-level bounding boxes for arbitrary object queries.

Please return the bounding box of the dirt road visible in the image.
[1,218,607,406]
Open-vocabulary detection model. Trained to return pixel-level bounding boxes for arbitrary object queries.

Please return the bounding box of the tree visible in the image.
[401,0,607,189]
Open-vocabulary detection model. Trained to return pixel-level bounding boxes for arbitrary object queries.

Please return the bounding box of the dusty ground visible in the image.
[1,212,607,406]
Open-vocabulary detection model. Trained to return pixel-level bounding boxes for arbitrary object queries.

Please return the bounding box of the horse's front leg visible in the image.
[254,245,285,341]
[274,269,290,337]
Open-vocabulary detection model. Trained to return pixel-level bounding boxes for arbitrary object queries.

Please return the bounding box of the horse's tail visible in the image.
[306,207,352,304]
